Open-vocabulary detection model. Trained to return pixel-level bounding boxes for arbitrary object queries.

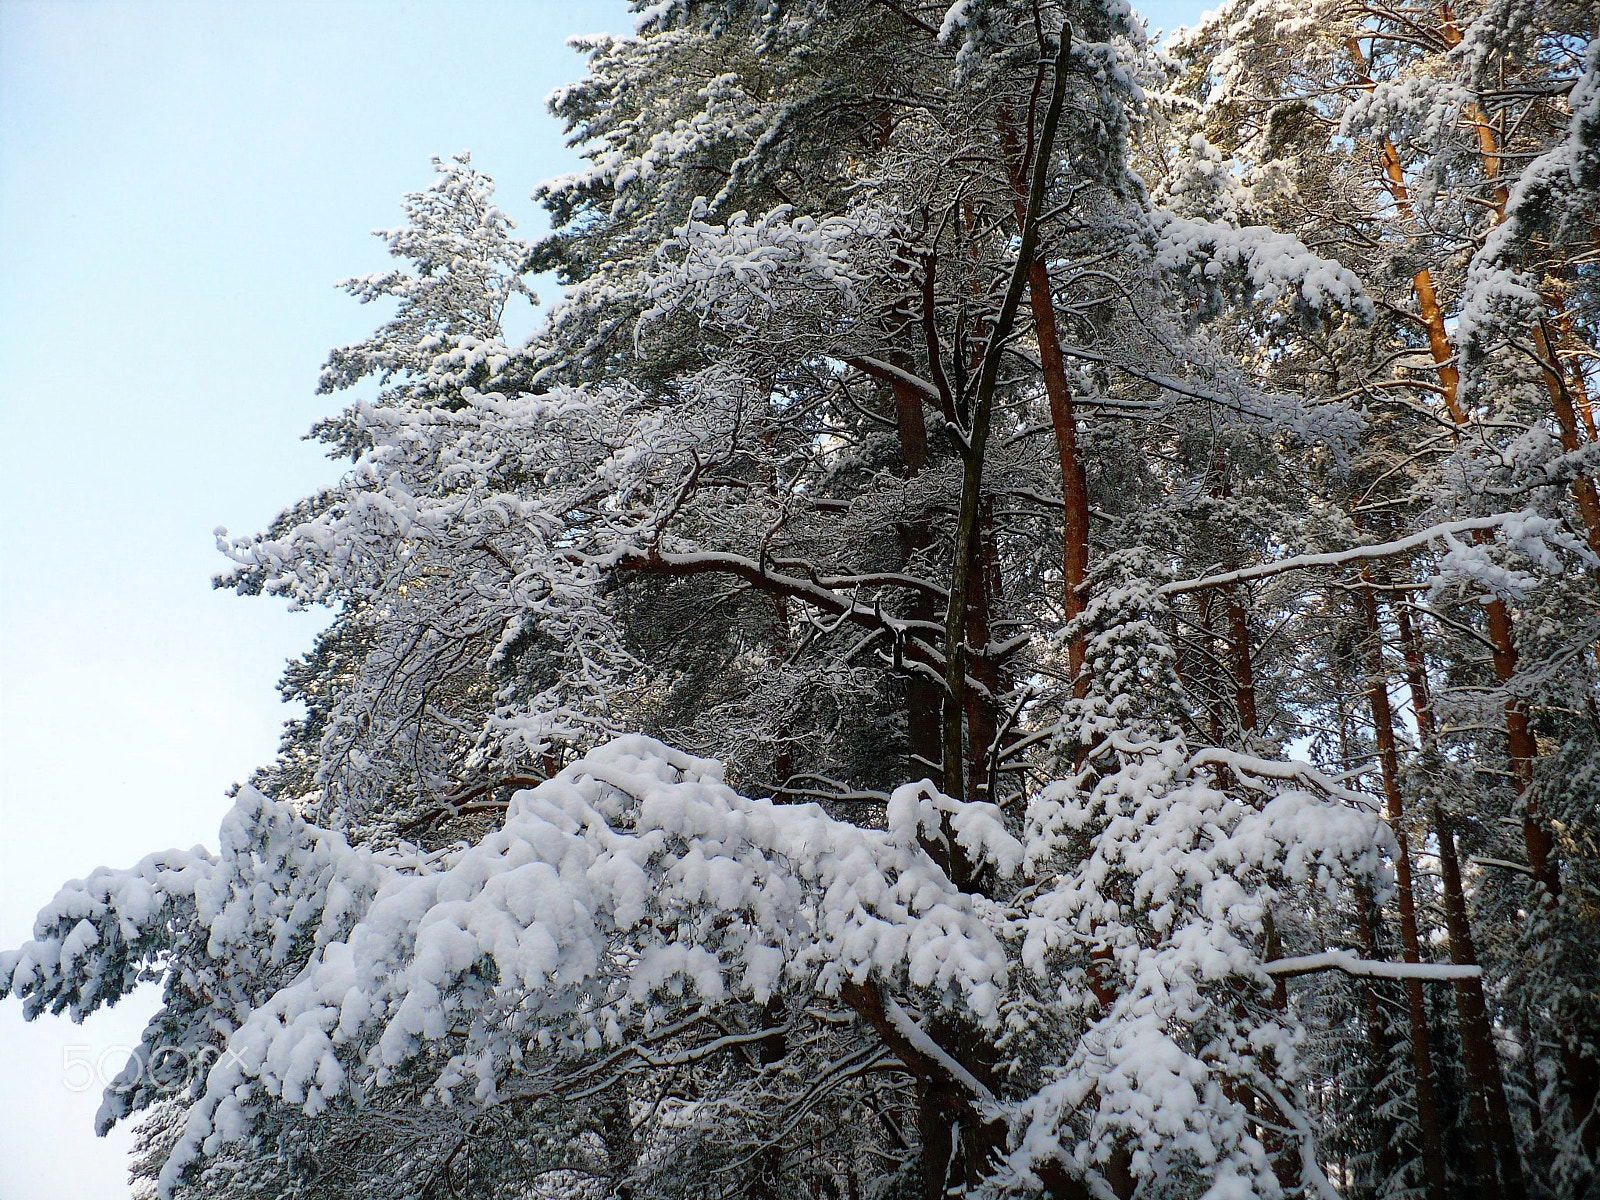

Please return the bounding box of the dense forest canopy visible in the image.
[5,1,1600,1197]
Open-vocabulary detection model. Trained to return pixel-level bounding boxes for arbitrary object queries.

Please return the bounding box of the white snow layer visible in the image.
[3,733,1393,1197]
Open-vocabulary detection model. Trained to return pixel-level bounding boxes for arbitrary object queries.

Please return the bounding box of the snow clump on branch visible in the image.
[4,732,1391,1199]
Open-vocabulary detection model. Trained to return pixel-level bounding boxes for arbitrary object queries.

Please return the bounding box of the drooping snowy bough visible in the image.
[5,734,1401,1199]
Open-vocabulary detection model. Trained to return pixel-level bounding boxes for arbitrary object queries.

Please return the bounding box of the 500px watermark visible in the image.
[59,1043,234,1094]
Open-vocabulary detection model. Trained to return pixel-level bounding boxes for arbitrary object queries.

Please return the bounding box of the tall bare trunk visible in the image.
[1225,586,1257,737]
[1004,111,1091,698]
[1357,583,1450,1200]
[1394,598,1526,1199]
[889,352,943,788]
[1027,257,1091,696]
[1196,590,1225,747]
[943,25,1068,798]
[889,360,929,476]
[964,500,1000,802]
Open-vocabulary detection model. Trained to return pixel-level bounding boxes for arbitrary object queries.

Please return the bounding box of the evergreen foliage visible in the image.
[6,2,1600,1197]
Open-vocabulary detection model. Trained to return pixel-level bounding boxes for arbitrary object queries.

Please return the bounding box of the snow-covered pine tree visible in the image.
[235,152,545,831]
[1169,0,1600,1193]
[7,2,1593,1198]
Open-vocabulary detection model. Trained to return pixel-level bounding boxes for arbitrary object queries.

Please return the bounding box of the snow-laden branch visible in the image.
[1157,514,1520,595]
[1152,211,1373,319]
[611,546,970,678]
[992,728,1396,1199]
[4,726,1410,1200]
[1264,951,1482,982]
[1189,747,1379,812]
[639,202,885,332]
[845,355,944,404]
[1048,340,1364,452]
[5,738,1027,1197]
[881,993,997,1107]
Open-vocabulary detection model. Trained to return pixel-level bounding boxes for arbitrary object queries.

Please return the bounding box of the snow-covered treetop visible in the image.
[318,153,536,417]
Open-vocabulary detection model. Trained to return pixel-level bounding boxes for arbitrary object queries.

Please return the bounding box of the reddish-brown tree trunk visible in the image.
[1226,585,1257,737]
[1533,316,1600,560]
[1358,583,1450,1200]
[1196,591,1225,747]
[889,376,929,476]
[1437,808,1527,1200]
[1395,597,1525,1199]
[1442,24,1600,1141]
[999,112,1091,699]
[1481,602,1559,895]
[1028,257,1091,697]
[1560,314,1600,441]
[888,352,943,789]
[1348,33,1560,902]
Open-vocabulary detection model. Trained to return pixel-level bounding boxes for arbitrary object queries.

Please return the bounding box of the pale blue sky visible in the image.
[0,2,1207,1196]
